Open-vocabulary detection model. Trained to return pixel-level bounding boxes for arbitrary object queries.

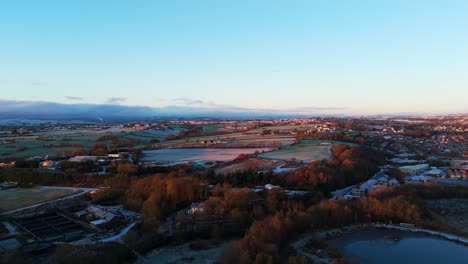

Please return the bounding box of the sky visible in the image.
[0,0,467,115]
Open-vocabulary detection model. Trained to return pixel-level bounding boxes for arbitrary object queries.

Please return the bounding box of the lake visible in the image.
[327,229,468,264]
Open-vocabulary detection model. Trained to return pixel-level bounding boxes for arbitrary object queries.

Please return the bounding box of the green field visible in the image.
[301,139,359,146]
[155,132,296,148]
[141,147,274,163]
[258,140,358,162]
[0,130,104,157]
[245,125,320,134]
[259,143,331,162]
[201,124,225,132]
[0,187,79,213]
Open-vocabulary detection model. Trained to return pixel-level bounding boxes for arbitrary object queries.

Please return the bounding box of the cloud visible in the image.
[172,98,233,109]
[106,97,126,104]
[286,106,347,112]
[65,96,83,101]
[173,98,204,105]
[171,98,344,113]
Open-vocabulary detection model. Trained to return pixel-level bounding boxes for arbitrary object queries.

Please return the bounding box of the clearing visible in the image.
[215,158,284,175]
[259,144,331,163]
[0,187,79,213]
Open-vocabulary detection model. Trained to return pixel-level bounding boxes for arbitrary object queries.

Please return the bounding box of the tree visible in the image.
[288,255,312,264]
[150,138,160,143]
[386,168,405,183]
[91,142,108,155]
[117,163,136,175]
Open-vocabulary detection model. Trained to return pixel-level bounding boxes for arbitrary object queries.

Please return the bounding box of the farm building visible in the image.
[69,156,98,163]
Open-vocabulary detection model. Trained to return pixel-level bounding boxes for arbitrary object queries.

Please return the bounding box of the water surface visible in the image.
[328,229,468,264]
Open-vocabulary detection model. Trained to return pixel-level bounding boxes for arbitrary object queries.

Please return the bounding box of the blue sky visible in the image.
[0,0,467,115]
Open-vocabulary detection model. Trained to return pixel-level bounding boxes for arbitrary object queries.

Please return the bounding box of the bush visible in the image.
[189,239,212,250]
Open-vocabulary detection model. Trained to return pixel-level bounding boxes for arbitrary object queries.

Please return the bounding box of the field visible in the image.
[0,123,354,159]
[0,187,79,213]
[155,132,296,148]
[215,158,284,175]
[0,130,104,157]
[141,148,274,163]
[244,124,320,134]
[118,126,186,143]
[144,241,230,264]
[0,126,183,157]
[258,140,358,163]
[301,139,359,146]
[259,142,332,162]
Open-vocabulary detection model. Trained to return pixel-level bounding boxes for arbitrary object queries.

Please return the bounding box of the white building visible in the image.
[399,164,429,175]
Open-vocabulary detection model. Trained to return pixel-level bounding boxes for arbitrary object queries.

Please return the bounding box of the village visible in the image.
[0,115,467,262]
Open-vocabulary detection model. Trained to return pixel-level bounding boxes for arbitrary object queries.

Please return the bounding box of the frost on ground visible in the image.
[425,198,468,233]
[143,241,229,264]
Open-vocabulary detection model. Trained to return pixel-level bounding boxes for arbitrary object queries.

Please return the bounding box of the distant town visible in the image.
[0,114,467,263]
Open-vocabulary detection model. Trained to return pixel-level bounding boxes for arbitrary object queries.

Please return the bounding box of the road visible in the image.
[38,186,98,192]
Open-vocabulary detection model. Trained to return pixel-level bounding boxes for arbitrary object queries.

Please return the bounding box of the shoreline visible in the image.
[311,223,468,246]
[292,223,468,263]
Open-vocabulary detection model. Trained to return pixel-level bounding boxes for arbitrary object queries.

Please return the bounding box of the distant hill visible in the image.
[0,100,343,121]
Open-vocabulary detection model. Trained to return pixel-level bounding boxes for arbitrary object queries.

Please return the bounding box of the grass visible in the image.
[0,130,104,157]
[156,132,297,148]
[141,148,274,163]
[257,140,358,162]
[215,158,283,175]
[200,124,226,133]
[245,125,321,134]
[0,187,79,213]
[259,143,332,162]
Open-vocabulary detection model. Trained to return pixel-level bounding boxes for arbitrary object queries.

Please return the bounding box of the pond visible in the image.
[327,229,468,264]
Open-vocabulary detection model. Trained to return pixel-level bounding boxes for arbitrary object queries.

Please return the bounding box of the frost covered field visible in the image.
[141,148,274,163]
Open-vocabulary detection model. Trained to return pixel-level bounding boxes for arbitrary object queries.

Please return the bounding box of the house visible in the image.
[188,203,205,214]
[0,162,15,168]
[426,167,445,177]
[88,206,116,222]
[91,219,107,227]
[40,160,57,169]
[407,175,430,182]
[45,154,59,160]
[265,184,279,190]
[27,156,43,162]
